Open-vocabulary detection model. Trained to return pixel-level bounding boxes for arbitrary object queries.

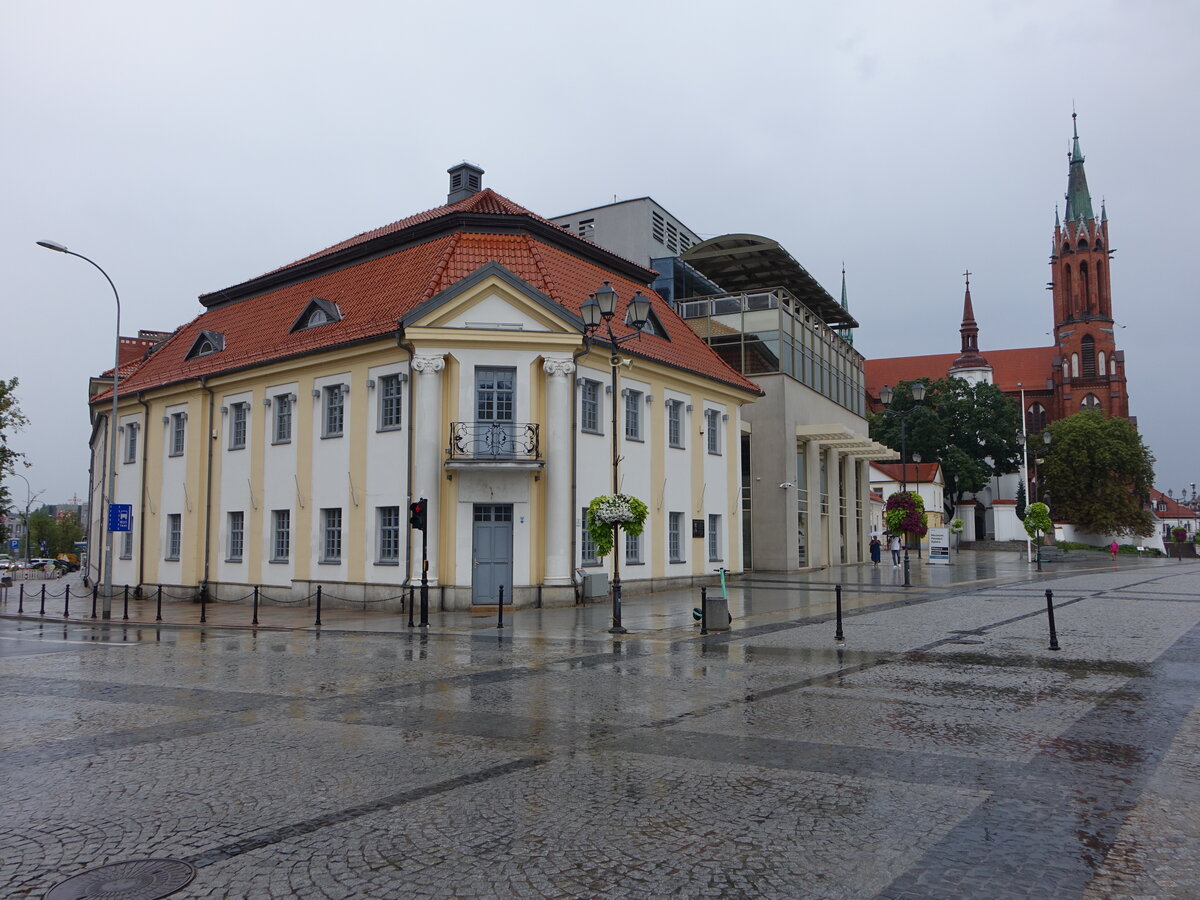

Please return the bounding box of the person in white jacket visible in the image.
[889,534,902,567]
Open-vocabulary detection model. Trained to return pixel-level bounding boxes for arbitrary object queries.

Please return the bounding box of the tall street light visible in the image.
[37,240,121,619]
[879,381,926,586]
[580,281,651,634]
[10,471,43,564]
[1017,382,1032,564]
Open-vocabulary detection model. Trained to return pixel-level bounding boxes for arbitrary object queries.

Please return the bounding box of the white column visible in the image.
[805,439,821,568]
[543,356,575,585]
[858,459,872,561]
[411,353,445,586]
[827,447,842,565]
[844,454,859,564]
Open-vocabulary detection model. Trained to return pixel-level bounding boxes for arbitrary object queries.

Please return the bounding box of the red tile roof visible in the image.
[866,346,1057,397]
[1149,489,1198,519]
[101,201,762,402]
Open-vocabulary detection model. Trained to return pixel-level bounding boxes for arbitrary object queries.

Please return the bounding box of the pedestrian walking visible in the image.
[1109,540,1119,560]
[870,536,882,566]
[889,534,902,567]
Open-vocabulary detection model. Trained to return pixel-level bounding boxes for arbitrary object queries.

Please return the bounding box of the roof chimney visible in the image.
[447,162,484,204]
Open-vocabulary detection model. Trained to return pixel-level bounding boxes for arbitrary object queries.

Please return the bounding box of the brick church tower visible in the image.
[1048,114,1130,421]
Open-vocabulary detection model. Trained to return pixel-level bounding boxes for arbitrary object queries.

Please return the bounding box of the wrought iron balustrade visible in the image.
[448,422,540,462]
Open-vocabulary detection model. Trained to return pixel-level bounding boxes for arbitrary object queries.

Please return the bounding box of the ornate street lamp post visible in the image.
[879,381,926,587]
[580,282,651,634]
[37,240,121,619]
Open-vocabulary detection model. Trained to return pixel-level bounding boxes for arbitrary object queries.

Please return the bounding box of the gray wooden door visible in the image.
[472,504,513,605]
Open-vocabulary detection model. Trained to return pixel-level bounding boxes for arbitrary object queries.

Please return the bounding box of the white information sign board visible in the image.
[928,527,950,565]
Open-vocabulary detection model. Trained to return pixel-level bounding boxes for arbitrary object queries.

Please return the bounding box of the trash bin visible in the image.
[705,592,731,631]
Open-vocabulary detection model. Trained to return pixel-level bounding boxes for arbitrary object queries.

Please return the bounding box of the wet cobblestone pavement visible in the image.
[1,554,1198,898]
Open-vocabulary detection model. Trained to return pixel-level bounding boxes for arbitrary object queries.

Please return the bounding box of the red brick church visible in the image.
[865,116,1132,541]
[867,114,1131,434]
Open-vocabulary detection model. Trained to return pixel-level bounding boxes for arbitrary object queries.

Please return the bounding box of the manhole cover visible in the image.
[46,859,195,900]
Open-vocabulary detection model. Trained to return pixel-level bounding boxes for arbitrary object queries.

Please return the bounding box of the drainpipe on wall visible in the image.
[394,320,415,589]
[136,392,151,595]
[200,377,215,598]
[84,410,102,588]
[569,336,593,604]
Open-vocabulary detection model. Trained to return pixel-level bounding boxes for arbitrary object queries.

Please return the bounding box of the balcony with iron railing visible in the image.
[446,422,543,469]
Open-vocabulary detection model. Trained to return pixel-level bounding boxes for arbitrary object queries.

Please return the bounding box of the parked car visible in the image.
[54,558,80,573]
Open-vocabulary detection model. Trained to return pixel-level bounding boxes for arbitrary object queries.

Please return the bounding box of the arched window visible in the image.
[1081,335,1096,377]
[1096,261,1106,312]
[1063,265,1074,314]
[306,308,332,327]
[1078,239,1089,250]
[1062,361,1070,380]
[1081,393,1101,410]
[1079,261,1092,314]
[1027,403,1047,434]
[1071,353,1080,378]
[1098,351,1107,376]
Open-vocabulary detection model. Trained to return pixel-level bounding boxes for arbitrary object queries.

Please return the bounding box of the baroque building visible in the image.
[85,166,761,608]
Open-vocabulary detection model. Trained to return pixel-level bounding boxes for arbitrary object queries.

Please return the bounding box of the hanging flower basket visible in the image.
[586,493,649,558]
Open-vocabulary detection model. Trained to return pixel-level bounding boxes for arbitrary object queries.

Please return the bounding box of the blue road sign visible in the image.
[7,539,17,552]
[108,504,133,532]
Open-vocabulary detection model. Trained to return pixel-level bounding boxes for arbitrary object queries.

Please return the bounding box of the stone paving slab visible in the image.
[1,557,1198,898]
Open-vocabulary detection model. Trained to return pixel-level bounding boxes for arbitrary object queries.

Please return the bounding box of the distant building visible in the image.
[865,116,1132,540]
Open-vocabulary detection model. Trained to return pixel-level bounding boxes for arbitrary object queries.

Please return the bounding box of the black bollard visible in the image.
[903,549,911,587]
[123,585,129,621]
[835,584,844,642]
[40,584,46,616]
[155,585,162,622]
[252,586,259,626]
[407,584,415,629]
[199,584,207,624]
[63,585,71,618]
[18,582,24,615]
[700,585,708,635]
[92,584,98,619]
[497,584,505,629]
[1045,589,1060,651]
[315,585,323,627]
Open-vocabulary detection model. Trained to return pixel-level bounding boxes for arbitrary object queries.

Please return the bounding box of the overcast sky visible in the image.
[4,1,1198,512]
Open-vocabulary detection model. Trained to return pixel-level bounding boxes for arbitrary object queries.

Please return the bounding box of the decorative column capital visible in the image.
[543,357,576,377]
[411,353,446,375]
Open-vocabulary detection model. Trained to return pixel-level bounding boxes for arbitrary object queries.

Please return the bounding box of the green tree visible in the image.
[1040,410,1155,536]
[870,377,1022,518]
[0,377,30,516]
[27,509,85,557]
[1015,481,1027,521]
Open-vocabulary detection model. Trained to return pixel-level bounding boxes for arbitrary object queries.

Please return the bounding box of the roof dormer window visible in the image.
[291,297,342,333]
[185,330,225,360]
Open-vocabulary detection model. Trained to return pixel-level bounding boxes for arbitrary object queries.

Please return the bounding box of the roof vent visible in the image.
[447,162,484,204]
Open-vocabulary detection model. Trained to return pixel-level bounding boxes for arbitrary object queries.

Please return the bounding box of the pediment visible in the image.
[406,262,581,334]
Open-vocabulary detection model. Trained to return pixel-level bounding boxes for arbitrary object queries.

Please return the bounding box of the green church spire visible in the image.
[1064,112,1095,222]
[839,264,853,346]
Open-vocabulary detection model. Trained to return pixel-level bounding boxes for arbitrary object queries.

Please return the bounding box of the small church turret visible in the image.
[948,270,992,384]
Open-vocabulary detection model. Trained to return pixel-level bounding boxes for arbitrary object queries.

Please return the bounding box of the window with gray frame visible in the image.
[667,400,683,448]
[580,380,601,434]
[624,389,642,440]
[625,531,643,565]
[227,511,244,561]
[377,506,400,563]
[668,511,684,562]
[708,514,722,561]
[166,514,181,560]
[324,385,345,437]
[271,509,290,562]
[273,394,293,444]
[379,374,403,430]
[123,422,138,463]
[705,409,722,455]
[120,529,133,559]
[321,508,342,563]
[170,413,186,457]
[581,507,598,565]
[229,402,248,450]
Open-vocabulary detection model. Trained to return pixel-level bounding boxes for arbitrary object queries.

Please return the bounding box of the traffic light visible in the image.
[409,498,427,531]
